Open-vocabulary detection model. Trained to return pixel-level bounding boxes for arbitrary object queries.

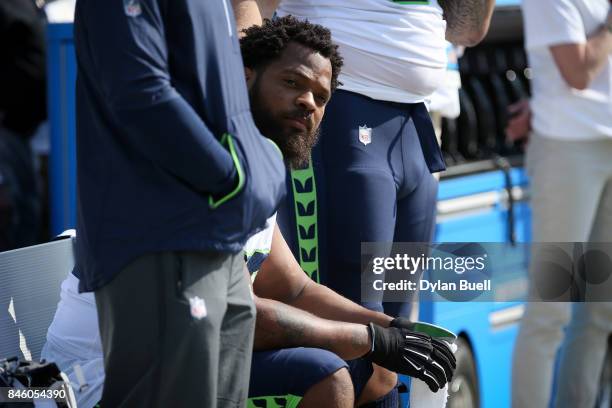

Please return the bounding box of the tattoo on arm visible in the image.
[254,297,371,359]
[438,0,494,46]
[274,302,308,345]
[255,297,322,349]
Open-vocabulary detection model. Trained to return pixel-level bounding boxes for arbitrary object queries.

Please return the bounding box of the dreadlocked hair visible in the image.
[240,15,343,92]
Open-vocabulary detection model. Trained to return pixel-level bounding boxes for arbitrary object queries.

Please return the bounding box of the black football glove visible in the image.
[389,318,457,386]
[389,317,457,382]
[366,322,456,392]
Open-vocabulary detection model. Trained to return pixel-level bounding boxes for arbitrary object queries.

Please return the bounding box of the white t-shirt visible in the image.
[41,274,103,408]
[42,216,276,408]
[522,0,612,140]
[277,0,448,103]
[428,43,462,119]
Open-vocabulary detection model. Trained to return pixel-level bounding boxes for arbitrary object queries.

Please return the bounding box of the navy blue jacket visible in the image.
[73,0,286,291]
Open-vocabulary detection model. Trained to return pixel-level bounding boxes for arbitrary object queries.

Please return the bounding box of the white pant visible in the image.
[512,133,612,408]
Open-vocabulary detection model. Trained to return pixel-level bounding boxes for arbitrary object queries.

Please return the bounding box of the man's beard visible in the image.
[249,79,320,169]
[270,125,320,169]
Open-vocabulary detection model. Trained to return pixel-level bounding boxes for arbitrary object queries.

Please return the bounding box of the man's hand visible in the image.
[366,323,456,392]
[390,318,458,385]
[505,99,531,150]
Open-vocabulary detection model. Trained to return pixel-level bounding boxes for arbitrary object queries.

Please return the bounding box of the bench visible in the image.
[0,234,75,362]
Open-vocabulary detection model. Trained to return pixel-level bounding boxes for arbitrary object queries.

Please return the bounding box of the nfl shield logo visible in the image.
[189,296,208,320]
[124,0,142,17]
[358,125,372,146]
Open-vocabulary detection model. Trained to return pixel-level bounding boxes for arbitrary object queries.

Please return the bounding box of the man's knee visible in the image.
[357,365,396,405]
[323,368,354,400]
[301,368,354,408]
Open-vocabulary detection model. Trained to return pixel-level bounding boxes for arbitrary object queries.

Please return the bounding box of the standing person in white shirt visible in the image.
[429,42,463,147]
[232,1,493,406]
[512,1,612,407]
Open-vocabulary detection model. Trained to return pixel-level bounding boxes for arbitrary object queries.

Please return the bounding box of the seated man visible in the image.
[42,16,455,408]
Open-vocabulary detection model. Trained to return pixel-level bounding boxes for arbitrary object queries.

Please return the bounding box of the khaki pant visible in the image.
[512,133,612,408]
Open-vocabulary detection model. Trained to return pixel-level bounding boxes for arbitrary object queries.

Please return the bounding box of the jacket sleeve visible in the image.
[76,0,237,195]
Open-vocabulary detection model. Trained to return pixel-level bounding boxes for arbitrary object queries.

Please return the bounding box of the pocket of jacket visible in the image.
[209,133,245,209]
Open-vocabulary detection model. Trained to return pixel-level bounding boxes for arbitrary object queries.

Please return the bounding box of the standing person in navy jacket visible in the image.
[73,0,285,406]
